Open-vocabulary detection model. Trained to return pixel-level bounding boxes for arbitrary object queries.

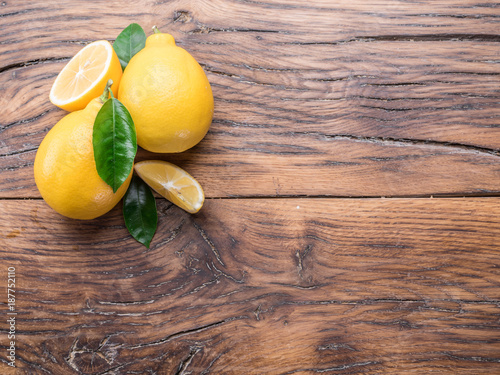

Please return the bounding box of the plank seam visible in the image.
[285,34,500,45]
[282,131,500,157]
[0,56,70,75]
[3,195,500,200]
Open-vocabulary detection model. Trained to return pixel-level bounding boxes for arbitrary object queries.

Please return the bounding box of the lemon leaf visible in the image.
[93,98,137,193]
[113,23,146,70]
[123,174,157,248]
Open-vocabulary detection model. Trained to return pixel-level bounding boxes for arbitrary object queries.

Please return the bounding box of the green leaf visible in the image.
[123,174,158,248]
[93,97,137,192]
[113,23,146,70]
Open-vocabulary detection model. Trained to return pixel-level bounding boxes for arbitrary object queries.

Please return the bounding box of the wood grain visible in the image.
[1,0,499,197]
[1,1,499,374]
[1,198,500,373]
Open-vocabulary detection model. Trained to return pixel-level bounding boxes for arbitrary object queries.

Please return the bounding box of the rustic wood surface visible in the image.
[1,0,499,374]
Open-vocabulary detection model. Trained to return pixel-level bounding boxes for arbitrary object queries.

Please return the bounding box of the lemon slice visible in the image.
[134,160,205,213]
[49,40,122,112]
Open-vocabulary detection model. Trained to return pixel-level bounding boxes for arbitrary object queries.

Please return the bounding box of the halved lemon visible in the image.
[134,160,205,213]
[49,40,122,111]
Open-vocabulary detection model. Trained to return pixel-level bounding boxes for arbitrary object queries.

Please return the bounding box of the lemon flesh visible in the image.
[49,40,122,112]
[134,160,204,213]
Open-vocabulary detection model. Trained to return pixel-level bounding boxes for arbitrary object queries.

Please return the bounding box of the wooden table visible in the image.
[1,1,500,373]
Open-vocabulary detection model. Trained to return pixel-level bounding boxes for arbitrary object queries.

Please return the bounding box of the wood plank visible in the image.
[1,1,499,198]
[2,45,500,198]
[1,0,500,67]
[1,198,499,373]
[3,41,500,146]
[4,130,500,198]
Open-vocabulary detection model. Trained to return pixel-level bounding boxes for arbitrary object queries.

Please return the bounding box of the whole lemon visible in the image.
[118,30,214,153]
[34,98,132,220]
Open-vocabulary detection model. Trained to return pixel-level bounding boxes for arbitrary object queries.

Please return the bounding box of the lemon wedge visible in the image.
[134,160,205,213]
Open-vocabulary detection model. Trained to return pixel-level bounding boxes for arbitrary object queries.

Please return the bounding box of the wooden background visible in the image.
[1,0,500,373]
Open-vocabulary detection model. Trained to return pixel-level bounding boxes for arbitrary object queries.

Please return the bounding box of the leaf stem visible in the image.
[152,25,161,34]
[99,79,114,103]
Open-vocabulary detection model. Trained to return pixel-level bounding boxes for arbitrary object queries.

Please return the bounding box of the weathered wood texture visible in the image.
[1,0,499,197]
[1,1,500,374]
[1,198,500,374]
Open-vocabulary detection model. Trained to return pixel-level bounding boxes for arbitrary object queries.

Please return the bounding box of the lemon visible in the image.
[49,40,122,112]
[34,98,132,220]
[134,160,204,213]
[118,30,214,153]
